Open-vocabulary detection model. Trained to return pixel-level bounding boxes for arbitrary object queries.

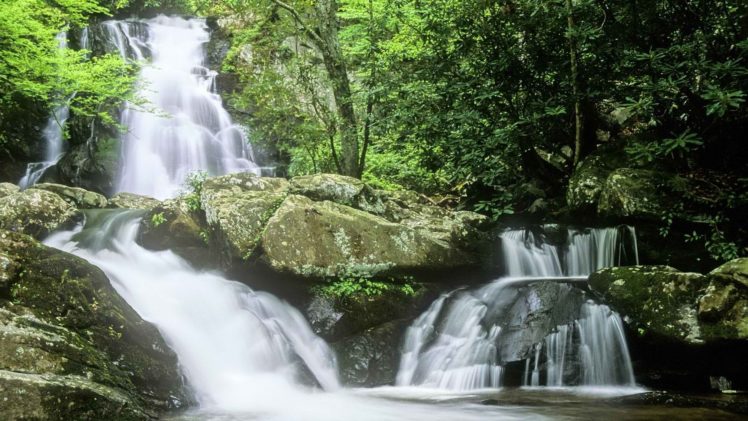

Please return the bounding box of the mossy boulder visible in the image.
[33,183,108,209]
[698,258,748,340]
[139,198,211,267]
[0,183,19,199]
[566,147,627,211]
[261,194,475,278]
[0,230,190,417]
[191,172,485,279]
[589,266,706,344]
[201,173,289,263]
[0,189,79,238]
[107,192,160,210]
[597,168,669,220]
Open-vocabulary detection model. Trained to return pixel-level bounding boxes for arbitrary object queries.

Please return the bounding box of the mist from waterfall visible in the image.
[101,16,260,199]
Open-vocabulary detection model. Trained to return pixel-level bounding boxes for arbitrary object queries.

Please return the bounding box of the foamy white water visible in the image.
[103,16,259,199]
[45,210,338,410]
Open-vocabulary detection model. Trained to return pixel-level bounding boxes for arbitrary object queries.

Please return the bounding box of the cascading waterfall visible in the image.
[397,226,638,390]
[45,210,339,409]
[19,32,70,189]
[101,16,260,199]
[501,226,639,278]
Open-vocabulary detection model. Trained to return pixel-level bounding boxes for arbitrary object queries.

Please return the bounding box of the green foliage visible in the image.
[0,0,138,150]
[150,211,166,227]
[318,276,417,299]
[183,170,208,211]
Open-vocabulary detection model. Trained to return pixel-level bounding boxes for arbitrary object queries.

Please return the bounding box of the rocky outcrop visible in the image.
[566,146,628,211]
[33,183,108,209]
[198,173,487,279]
[589,266,707,344]
[589,263,748,390]
[0,188,79,238]
[0,230,190,419]
[597,168,685,220]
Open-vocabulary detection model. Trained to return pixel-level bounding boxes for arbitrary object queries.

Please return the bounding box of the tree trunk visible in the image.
[566,0,583,168]
[316,0,360,177]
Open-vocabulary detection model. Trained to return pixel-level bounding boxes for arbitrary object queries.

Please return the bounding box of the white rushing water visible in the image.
[397,226,638,390]
[45,210,339,410]
[103,16,260,199]
[19,32,70,189]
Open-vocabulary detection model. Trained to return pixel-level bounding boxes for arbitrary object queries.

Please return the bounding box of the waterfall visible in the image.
[18,32,70,189]
[99,16,260,199]
[45,210,339,409]
[501,225,638,278]
[397,225,638,390]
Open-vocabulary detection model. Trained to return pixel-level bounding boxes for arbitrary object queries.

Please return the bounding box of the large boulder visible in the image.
[597,168,685,220]
[589,266,706,344]
[0,188,79,238]
[0,230,190,418]
[260,194,475,278]
[200,173,486,278]
[698,258,748,340]
[566,146,628,211]
[139,198,211,267]
[33,183,108,209]
[201,173,289,263]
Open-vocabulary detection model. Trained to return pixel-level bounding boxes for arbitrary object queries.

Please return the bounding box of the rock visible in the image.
[0,230,190,417]
[201,173,289,262]
[58,112,121,195]
[261,195,475,278]
[589,266,706,344]
[566,146,627,211]
[107,192,160,210]
[597,168,685,220]
[139,198,211,267]
[0,189,79,238]
[306,285,428,342]
[289,173,366,207]
[331,320,407,387]
[33,183,108,209]
[698,258,748,340]
[0,183,19,199]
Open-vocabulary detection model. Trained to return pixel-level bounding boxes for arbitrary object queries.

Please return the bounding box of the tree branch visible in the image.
[270,0,325,46]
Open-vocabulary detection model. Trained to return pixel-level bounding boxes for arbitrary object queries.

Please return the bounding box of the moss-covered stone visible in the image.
[566,146,628,211]
[289,173,365,207]
[139,198,210,266]
[261,195,474,278]
[589,265,706,344]
[0,230,190,417]
[698,258,748,340]
[201,173,289,262]
[330,320,406,387]
[0,183,19,199]
[107,192,160,210]
[597,168,668,220]
[0,189,79,238]
[34,183,108,209]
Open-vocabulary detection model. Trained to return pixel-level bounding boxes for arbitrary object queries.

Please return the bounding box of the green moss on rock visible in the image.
[0,189,79,238]
[34,183,108,209]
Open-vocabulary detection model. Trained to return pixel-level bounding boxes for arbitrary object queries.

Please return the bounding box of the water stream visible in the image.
[18,32,70,189]
[102,16,260,199]
[397,227,638,390]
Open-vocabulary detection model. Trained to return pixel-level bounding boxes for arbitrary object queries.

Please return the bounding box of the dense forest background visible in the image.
[1,0,746,263]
